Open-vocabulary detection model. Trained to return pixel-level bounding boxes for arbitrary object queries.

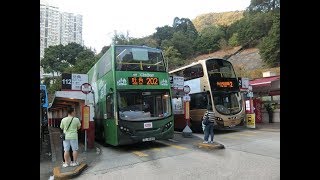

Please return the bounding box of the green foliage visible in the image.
[128,36,158,48]
[153,25,175,47]
[228,33,239,46]
[112,32,130,45]
[195,25,224,54]
[264,103,275,112]
[259,13,280,67]
[41,43,97,97]
[100,46,110,54]
[41,43,95,74]
[247,0,280,13]
[163,46,184,71]
[230,12,274,46]
[41,44,69,73]
[173,17,198,40]
[170,31,195,59]
[45,76,62,101]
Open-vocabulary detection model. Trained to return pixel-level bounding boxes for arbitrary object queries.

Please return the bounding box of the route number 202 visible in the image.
[146,78,158,85]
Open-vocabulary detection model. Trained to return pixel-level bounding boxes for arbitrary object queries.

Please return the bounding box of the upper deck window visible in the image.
[170,64,204,81]
[206,59,236,78]
[115,46,166,72]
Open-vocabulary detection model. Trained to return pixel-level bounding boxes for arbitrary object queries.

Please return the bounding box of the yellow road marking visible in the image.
[170,144,187,150]
[132,151,149,157]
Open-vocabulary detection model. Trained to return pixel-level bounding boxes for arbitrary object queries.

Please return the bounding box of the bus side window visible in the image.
[106,95,114,118]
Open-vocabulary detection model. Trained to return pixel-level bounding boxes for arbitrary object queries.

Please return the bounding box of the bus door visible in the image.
[104,93,118,145]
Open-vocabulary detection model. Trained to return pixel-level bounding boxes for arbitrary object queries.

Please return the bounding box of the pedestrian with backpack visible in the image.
[202,111,215,144]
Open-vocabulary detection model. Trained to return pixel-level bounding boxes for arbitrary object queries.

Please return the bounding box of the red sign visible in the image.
[253,99,262,123]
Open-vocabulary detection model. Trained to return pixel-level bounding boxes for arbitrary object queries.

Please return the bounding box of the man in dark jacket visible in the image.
[203,111,215,143]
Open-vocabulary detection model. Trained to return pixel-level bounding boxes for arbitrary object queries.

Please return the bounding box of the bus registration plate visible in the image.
[142,137,155,142]
[144,122,153,128]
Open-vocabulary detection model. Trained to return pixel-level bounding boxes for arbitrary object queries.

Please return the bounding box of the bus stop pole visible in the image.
[85,130,87,152]
[85,94,87,152]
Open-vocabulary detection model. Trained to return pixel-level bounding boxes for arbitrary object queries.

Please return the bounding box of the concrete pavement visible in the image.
[40,127,101,180]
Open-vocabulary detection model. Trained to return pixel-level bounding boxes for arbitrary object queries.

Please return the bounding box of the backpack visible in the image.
[202,114,210,125]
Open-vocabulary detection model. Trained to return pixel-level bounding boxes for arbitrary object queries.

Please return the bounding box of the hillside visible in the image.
[192,11,244,32]
[184,47,279,79]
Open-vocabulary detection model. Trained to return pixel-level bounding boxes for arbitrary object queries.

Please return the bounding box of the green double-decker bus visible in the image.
[88,45,174,146]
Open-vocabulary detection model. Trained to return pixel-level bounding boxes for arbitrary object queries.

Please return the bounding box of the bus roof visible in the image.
[113,45,162,51]
[169,58,226,74]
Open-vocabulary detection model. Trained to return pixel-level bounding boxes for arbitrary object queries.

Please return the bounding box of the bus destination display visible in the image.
[210,77,239,91]
[216,81,234,88]
[128,77,159,85]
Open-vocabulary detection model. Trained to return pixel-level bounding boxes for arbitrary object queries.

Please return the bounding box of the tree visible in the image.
[173,17,198,40]
[41,43,97,98]
[112,31,130,45]
[228,33,239,46]
[170,31,195,59]
[230,12,274,46]
[163,46,184,71]
[41,44,68,74]
[259,14,280,67]
[153,25,175,47]
[128,36,158,48]
[195,25,224,54]
[63,42,86,65]
[247,0,280,13]
[64,49,96,74]
[40,43,93,74]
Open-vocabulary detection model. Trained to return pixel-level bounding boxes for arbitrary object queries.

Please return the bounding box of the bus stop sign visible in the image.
[81,83,92,94]
[183,85,191,94]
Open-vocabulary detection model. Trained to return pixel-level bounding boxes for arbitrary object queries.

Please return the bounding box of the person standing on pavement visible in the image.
[202,111,215,143]
[60,107,81,167]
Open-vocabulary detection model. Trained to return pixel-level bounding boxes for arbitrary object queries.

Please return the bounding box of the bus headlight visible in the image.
[162,121,173,132]
[215,117,223,121]
[119,126,133,135]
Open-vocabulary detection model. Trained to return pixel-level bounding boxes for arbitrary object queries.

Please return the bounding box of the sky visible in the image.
[41,0,251,53]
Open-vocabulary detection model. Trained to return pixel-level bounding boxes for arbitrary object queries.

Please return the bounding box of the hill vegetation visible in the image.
[192,11,244,32]
[41,0,280,94]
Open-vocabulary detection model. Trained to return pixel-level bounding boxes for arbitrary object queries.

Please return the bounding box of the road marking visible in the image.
[223,136,240,139]
[170,144,187,150]
[248,131,259,133]
[150,147,161,151]
[132,151,149,157]
[160,142,188,150]
[237,133,254,137]
[168,139,179,143]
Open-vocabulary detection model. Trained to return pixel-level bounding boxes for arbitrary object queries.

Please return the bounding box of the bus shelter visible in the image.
[249,75,280,123]
[48,91,95,149]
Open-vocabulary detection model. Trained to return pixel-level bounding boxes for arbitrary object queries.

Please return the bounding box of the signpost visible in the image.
[80,83,92,151]
[170,76,185,90]
[182,85,192,138]
[246,85,255,128]
[62,73,89,91]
